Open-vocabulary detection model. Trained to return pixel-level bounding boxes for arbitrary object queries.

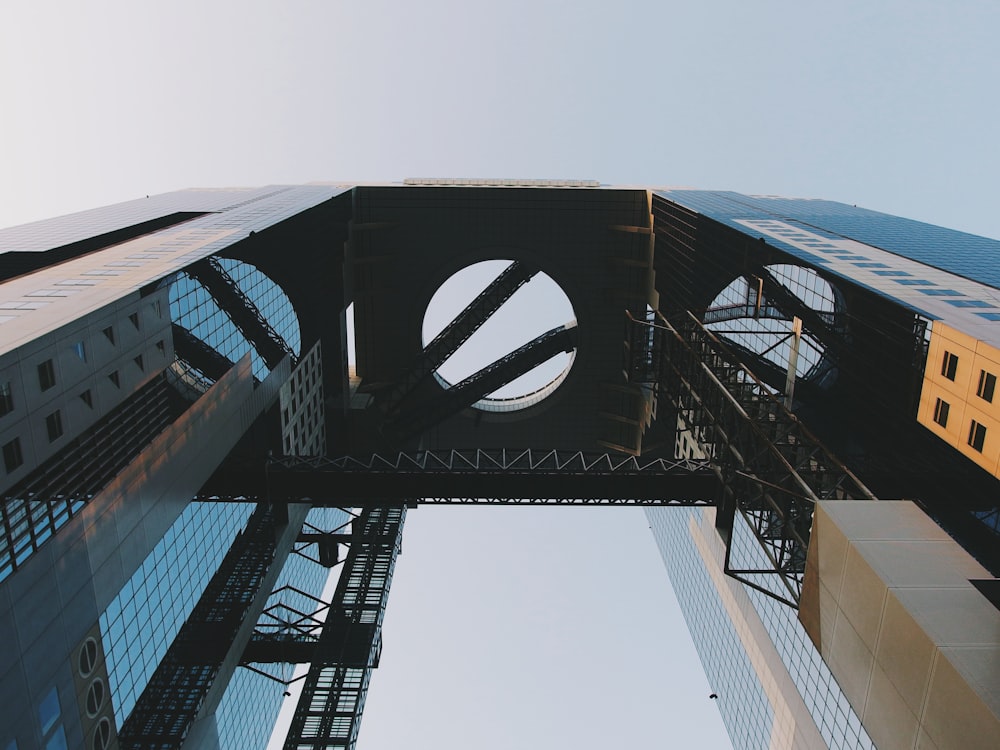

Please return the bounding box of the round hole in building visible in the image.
[78,638,98,677]
[92,716,112,750]
[422,259,577,412]
[86,679,105,718]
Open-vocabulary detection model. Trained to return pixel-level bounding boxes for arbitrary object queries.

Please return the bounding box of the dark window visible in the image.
[133,355,144,372]
[152,300,162,318]
[155,339,166,355]
[977,370,996,403]
[0,381,13,417]
[128,312,140,330]
[2,438,23,472]
[45,410,63,442]
[933,398,950,427]
[942,351,959,381]
[38,359,56,391]
[102,326,115,345]
[72,341,87,362]
[108,371,120,388]
[968,420,987,452]
[79,389,93,408]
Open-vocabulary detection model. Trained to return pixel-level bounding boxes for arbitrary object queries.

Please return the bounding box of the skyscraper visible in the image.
[1,183,997,750]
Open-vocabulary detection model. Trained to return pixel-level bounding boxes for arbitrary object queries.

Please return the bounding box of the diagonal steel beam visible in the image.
[386,322,578,440]
[377,260,538,415]
[172,322,237,383]
[186,257,295,371]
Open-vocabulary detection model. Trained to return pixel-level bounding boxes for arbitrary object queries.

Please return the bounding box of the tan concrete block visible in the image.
[839,545,888,650]
[862,662,920,750]
[855,540,990,587]
[829,609,874,712]
[938,646,1000,719]
[819,501,951,543]
[893,587,1000,647]
[814,503,849,601]
[817,580,839,655]
[875,591,936,716]
[921,650,1000,750]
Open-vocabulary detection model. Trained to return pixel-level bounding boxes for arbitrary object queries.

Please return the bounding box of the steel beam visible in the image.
[377,260,538,415]
[172,322,237,383]
[198,449,718,505]
[387,322,578,440]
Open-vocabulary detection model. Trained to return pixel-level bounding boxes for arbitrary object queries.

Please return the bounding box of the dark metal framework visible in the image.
[283,505,405,750]
[626,309,876,606]
[200,449,717,505]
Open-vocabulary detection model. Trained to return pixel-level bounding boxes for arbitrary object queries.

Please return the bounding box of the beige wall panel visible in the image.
[862,662,920,750]
[921,650,1000,750]
[875,591,936,716]
[839,545,889,650]
[828,610,875,711]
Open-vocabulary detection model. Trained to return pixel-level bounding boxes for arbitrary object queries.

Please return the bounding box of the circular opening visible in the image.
[422,260,577,411]
[86,679,105,718]
[92,717,112,750]
[78,638,98,677]
[704,264,839,384]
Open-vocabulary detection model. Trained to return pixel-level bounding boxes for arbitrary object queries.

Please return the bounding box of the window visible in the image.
[38,359,56,391]
[933,398,950,427]
[2,438,23,472]
[45,411,63,442]
[128,312,140,330]
[72,341,87,362]
[107,371,120,389]
[133,355,144,372]
[0,381,13,417]
[968,420,987,452]
[79,389,93,408]
[101,326,115,345]
[38,687,61,736]
[155,340,166,355]
[152,299,162,318]
[977,370,996,403]
[941,351,959,381]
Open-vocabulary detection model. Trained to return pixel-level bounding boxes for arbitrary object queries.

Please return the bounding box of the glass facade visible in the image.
[100,501,255,725]
[648,507,875,750]
[656,190,1000,290]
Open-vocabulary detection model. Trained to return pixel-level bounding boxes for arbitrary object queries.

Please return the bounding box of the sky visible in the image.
[2,2,999,749]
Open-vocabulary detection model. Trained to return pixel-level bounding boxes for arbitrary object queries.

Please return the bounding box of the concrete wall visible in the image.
[800,500,1000,750]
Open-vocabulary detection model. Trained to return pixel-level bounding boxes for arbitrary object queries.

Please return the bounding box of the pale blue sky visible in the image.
[2,2,999,749]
